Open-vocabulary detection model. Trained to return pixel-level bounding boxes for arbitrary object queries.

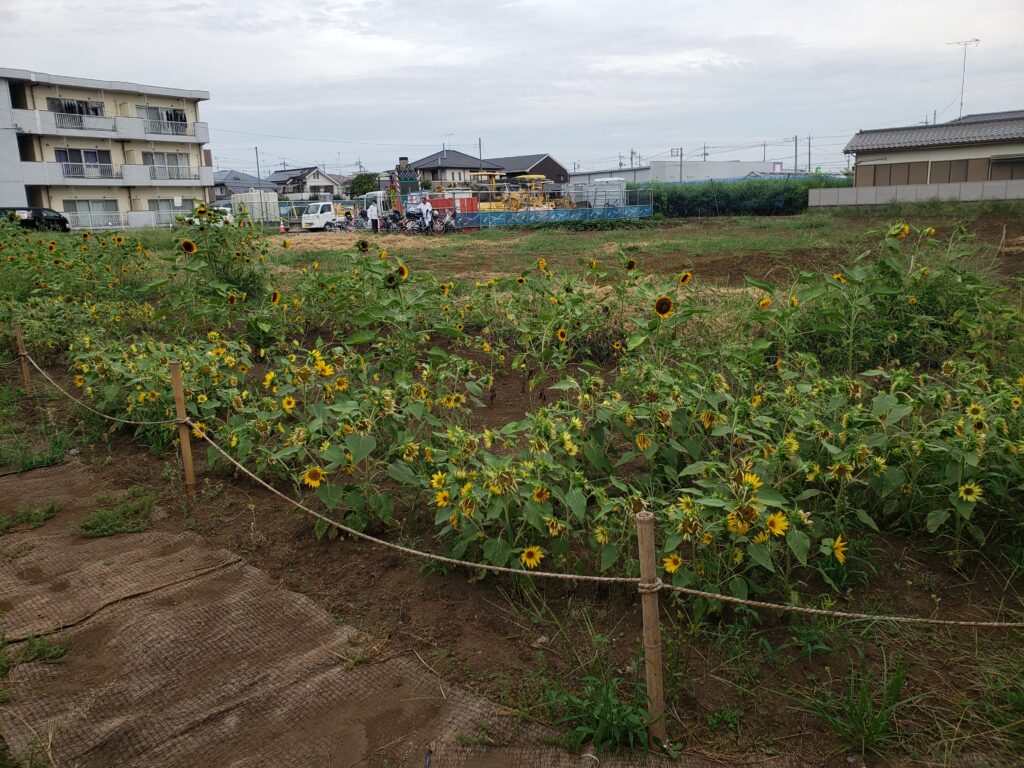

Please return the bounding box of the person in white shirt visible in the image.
[418,198,433,231]
[367,201,380,234]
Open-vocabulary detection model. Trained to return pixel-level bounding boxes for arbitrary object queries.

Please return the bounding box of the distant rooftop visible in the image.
[409,150,501,170]
[0,67,209,101]
[844,110,1024,154]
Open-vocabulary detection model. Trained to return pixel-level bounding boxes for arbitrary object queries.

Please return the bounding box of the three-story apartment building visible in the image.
[0,68,213,228]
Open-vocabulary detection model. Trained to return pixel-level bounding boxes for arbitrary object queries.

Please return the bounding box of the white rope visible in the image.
[192,422,1024,630]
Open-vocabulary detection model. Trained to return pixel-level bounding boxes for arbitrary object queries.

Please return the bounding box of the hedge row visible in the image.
[644,176,852,217]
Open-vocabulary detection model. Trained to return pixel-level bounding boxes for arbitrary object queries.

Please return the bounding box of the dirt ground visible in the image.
[273,211,1024,284]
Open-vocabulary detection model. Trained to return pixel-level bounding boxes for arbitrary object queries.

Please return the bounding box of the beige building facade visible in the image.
[0,68,214,227]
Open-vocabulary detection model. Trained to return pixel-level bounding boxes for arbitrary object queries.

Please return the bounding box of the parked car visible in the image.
[0,207,71,231]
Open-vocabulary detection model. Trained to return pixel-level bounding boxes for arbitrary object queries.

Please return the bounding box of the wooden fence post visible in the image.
[169,361,196,493]
[635,509,667,745]
[14,325,33,398]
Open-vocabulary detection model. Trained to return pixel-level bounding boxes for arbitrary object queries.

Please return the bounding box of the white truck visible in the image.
[300,200,355,231]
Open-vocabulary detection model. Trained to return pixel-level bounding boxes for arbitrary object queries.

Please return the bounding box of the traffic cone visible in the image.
[278,220,287,234]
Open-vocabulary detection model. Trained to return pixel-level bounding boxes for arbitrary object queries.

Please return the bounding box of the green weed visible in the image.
[0,502,60,535]
[20,634,68,664]
[73,486,155,538]
[707,705,744,732]
[801,654,916,756]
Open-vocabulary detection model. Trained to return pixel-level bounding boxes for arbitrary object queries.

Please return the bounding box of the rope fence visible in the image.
[7,337,1024,745]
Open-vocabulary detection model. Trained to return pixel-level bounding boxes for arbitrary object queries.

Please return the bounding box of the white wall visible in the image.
[810,179,1024,207]
[0,78,29,205]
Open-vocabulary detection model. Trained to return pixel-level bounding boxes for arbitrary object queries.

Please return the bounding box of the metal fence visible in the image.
[65,211,179,230]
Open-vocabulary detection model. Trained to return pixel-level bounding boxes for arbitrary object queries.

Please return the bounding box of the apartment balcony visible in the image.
[20,162,214,187]
[10,109,209,143]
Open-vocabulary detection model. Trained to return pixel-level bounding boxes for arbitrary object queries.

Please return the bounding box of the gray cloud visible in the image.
[2,0,1022,175]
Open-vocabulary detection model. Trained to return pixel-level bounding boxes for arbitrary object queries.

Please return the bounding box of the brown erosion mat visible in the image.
[0,466,700,767]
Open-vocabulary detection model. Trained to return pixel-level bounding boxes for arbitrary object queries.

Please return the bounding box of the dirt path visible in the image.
[0,463,699,768]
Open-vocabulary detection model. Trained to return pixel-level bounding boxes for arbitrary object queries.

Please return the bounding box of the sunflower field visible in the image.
[2,210,1023,613]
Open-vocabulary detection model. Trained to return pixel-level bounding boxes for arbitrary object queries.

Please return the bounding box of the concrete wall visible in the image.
[0,77,28,205]
[809,179,1024,207]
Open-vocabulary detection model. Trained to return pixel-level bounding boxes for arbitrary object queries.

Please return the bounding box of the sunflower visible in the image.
[440,283,450,296]
[635,434,653,452]
[73,374,85,388]
[520,546,545,569]
[699,410,717,430]
[556,328,568,343]
[227,294,237,305]
[180,239,197,254]
[789,295,799,308]
[612,341,623,352]
[112,235,124,245]
[435,489,451,508]
[663,553,683,574]
[741,472,763,490]
[654,295,673,319]
[396,263,409,280]
[828,462,853,481]
[270,290,281,305]
[757,296,772,310]
[537,258,547,271]
[546,517,565,537]
[81,231,92,240]
[966,403,985,419]
[282,239,291,250]
[430,471,446,489]
[677,271,693,287]
[455,322,465,331]
[282,395,297,414]
[832,534,849,565]
[516,276,526,286]
[766,512,789,537]
[47,242,57,252]
[532,486,550,503]
[378,249,388,260]
[302,466,327,488]
[833,273,846,284]
[356,239,370,252]
[384,273,398,288]
[907,295,918,306]
[625,258,637,270]
[595,526,609,544]
[191,421,206,438]
[958,481,982,503]
[589,258,597,269]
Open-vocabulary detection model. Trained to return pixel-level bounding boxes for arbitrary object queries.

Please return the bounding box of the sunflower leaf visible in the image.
[315,483,344,510]
[786,528,810,566]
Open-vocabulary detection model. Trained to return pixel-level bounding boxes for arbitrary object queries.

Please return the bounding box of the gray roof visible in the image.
[409,150,501,170]
[844,111,1024,154]
[265,167,320,184]
[213,170,279,194]
[485,154,549,173]
[0,67,209,100]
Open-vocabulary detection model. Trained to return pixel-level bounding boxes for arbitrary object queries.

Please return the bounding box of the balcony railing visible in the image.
[148,165,199,180]
[60,163,121,179]
[143,119,193,136]
[53,112,115,131]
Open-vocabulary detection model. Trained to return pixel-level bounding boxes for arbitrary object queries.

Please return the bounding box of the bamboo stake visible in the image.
[635,510,667,744]
[169,361,196,493]
[14,325,33,398]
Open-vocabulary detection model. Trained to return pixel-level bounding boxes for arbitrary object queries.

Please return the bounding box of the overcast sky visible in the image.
[2,0,1022,177]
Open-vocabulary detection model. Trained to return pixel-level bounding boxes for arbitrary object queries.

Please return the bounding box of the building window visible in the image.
[137,105,188,134]
[63,199,119,213]
[143,151,193,179]
[46,97,105,116]
[55,148,114,178]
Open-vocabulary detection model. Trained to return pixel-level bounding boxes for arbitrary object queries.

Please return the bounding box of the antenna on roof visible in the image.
[947,38,980,120]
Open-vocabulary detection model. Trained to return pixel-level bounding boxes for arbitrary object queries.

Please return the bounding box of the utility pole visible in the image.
[947,38,980,119]
[702,143,708,161]
[934,109,937,125]
[763,142,766,162]
[619,153,625,169]
[671,147,684,182]
[807,134,811,173]
[478,137,482,171]
[793,135,798,174]
[254,146,263,221]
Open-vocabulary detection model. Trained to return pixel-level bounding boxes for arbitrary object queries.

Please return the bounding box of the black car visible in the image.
[0,207,71,232]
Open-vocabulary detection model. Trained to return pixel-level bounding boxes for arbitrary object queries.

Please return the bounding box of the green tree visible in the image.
[349,173,379,198]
